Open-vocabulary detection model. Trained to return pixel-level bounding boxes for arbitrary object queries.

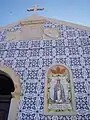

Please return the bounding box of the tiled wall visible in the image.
[0,22,90,120]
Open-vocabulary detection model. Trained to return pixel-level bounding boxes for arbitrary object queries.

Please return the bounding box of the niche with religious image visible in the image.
[44,64,76,115]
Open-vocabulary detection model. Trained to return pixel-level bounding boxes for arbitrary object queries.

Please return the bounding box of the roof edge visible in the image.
[0,15,90,31]
[46,17,90,31]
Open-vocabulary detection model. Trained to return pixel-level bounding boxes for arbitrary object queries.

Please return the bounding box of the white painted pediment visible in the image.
[0,15,90,41]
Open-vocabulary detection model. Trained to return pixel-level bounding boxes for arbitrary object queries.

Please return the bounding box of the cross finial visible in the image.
[27,4,44,15]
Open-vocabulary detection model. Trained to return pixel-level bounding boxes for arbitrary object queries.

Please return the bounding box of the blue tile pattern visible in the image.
[0,21,90,120]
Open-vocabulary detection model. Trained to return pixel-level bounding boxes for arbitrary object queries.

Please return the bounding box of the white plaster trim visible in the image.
[0,15,90,31]
[46,17,90,31]
[8,98,19,120]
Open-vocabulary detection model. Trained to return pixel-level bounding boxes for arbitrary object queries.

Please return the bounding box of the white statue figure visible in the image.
[54,79,65,103]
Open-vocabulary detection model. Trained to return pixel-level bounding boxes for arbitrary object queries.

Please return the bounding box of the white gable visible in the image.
[0,15,90,42]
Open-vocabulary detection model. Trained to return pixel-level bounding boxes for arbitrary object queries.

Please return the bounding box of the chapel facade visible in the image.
[0,5,90,120]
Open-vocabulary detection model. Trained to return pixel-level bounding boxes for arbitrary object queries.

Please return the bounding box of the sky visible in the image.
[0,0,90,27]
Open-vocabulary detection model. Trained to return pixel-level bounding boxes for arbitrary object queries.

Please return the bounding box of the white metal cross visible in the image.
[27,4,44,15]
